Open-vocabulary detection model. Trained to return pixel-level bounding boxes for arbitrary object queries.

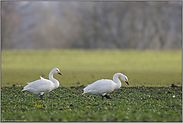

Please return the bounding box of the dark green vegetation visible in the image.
[1,86,182,122]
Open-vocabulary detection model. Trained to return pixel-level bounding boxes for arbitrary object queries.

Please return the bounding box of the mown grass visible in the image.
[1,49,182,87]
[1,86,182,122]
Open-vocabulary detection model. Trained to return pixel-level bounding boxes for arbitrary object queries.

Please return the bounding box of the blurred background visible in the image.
[1,1,182,50]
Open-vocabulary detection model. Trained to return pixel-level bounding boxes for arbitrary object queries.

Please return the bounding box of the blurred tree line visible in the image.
[1,1,182,49]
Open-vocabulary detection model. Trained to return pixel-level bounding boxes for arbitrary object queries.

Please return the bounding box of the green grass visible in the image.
[1,86,182,122]
[1,49,182,87]
[1,49,182,121]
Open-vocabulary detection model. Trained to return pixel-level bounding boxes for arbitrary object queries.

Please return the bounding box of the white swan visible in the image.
[22,68,62,100]
[82,73,129,99]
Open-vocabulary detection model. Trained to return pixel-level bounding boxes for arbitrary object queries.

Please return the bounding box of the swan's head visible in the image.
[120,74,129,85]
[52,68,62,75]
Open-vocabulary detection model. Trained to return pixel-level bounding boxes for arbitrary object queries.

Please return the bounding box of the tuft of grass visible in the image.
[1,86,182,122]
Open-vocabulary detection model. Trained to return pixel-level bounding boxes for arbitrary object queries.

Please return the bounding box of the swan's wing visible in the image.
[40,76,46,80]
[83,79,115,95]
[22,78,54,94]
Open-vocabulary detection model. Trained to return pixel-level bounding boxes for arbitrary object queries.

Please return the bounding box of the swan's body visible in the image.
[82,73,129,99]
[22,68,62,99]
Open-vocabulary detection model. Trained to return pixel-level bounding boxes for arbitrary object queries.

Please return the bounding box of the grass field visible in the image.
[1,86,182,122]
[1,49,182,121]
[1,49,182,87]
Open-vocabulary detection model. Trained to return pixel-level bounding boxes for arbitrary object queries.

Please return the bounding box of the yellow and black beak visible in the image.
[125,79,129,85]
[58,71,62,75]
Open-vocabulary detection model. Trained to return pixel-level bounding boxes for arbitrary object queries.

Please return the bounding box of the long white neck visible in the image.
[49,71,59,89]
[113,73,122,90]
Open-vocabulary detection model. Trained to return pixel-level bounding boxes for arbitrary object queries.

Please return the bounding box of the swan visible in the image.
[82,73,129,99]
[22,68,62,100]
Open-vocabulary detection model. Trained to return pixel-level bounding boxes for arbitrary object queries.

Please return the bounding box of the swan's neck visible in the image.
[49,72,59,89]
[113,73,121,90]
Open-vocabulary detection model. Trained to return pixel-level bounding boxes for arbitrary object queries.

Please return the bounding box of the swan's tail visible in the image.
[22,86,27,92]
[22,88,26,92]
[21,83,29,92]
[82,86,87,95]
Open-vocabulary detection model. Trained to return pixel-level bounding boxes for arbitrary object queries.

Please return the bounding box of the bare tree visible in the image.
[1,1,182,49]
[1,2,21,49]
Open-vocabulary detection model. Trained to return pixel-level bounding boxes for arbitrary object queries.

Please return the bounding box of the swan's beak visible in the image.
[125,80,129,85]
[126,82,129,85]
[58,71,62,75]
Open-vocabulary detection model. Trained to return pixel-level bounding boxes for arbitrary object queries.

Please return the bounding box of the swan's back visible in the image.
[83,79,115,95]
[22,77,54,95]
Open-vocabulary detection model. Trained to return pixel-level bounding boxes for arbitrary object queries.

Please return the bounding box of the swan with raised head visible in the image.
[82,73,129,99]
[22,68,62,100]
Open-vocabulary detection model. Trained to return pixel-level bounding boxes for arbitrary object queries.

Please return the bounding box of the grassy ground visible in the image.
[1,49,182,87]
[1,49,182,121]
[1,86,182,122]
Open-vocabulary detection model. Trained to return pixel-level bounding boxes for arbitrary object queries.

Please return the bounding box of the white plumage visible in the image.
[22,68,62,99]
[82,73,129,99]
